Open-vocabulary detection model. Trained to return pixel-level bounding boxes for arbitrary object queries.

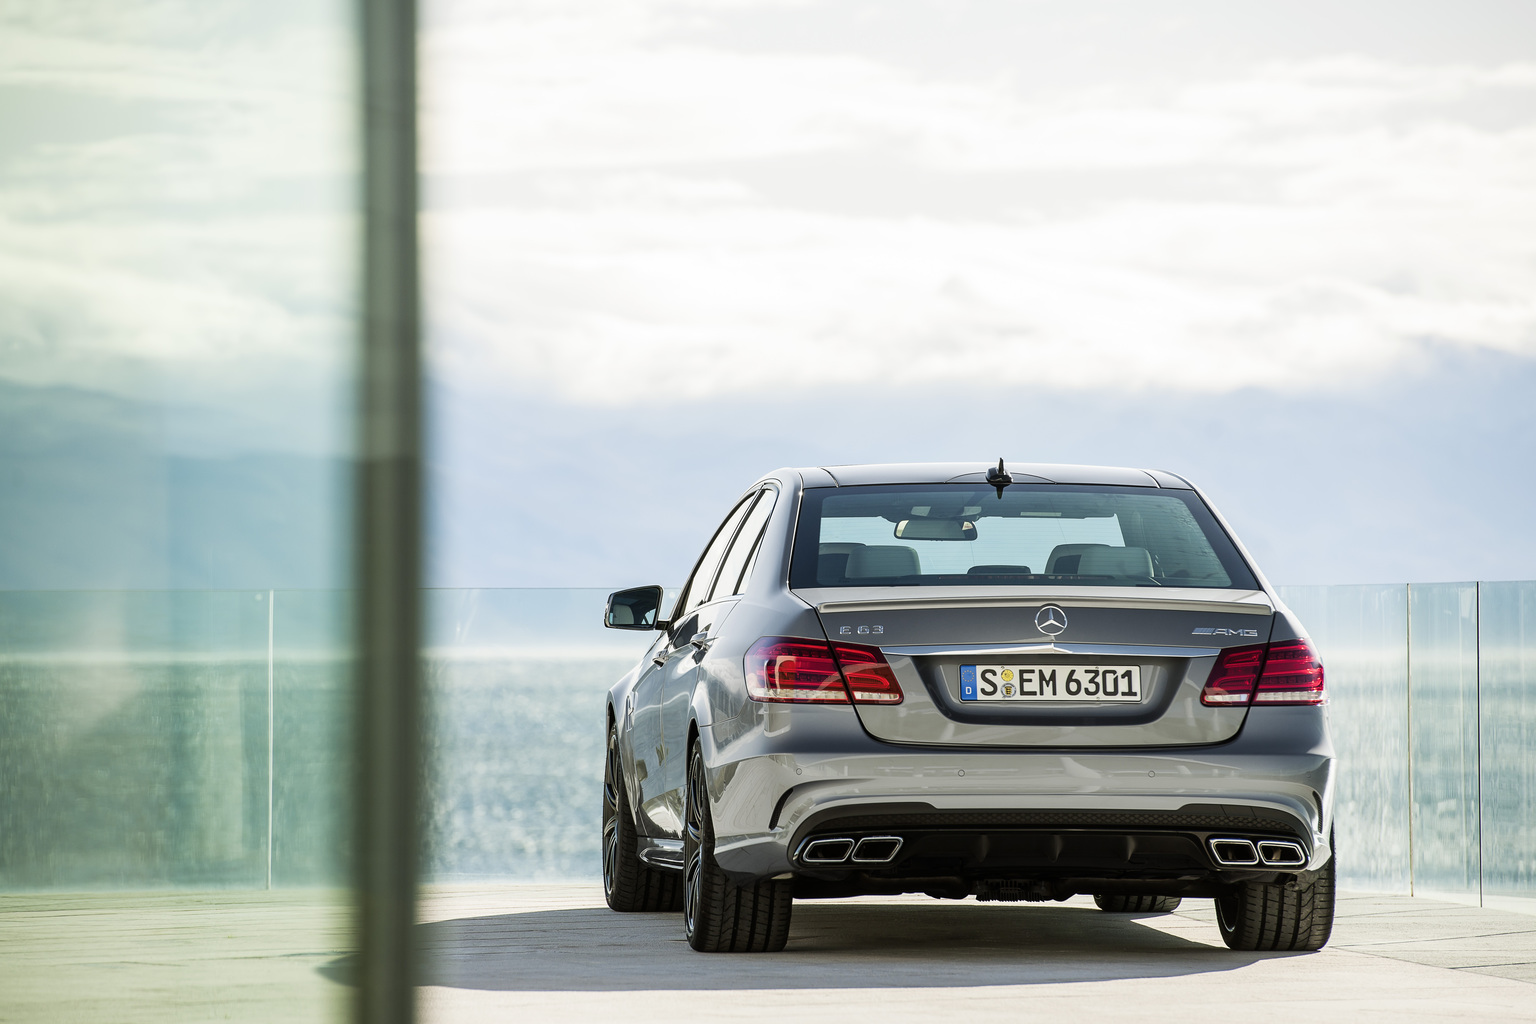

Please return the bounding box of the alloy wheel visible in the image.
[683,750,706,938]
[602,731,621,899]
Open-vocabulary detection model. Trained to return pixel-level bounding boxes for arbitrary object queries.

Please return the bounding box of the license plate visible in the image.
[960,664,1143,703]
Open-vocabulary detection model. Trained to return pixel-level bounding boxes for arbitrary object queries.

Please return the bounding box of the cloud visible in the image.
[0,1,357,437]
[420,4,1536,403]
[4,0,1534,412]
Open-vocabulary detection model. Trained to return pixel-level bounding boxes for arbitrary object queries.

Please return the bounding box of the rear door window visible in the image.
[675,491,757,616]
[711,486,778,601]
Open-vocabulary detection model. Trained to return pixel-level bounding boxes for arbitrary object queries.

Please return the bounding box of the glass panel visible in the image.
[1279,584,1410,892]
[1407,582,1481,900]
[0,0,359,1018]
[1478,581,1536,907]
[271,590,353,886]
[422,589,656,881]
[0,590,270,888]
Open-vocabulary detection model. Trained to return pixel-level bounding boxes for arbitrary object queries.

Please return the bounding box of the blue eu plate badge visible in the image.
[960,664,977,701]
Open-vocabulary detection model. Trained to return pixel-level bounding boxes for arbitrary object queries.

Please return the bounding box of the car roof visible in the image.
[782,462,1193,489]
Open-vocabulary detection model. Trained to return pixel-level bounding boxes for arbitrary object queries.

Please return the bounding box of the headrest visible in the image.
[818,543,866,555]
[1045,543,1111,574]
[1077,545,1154,578]
[610,605,635,626]
[846,545,921,580]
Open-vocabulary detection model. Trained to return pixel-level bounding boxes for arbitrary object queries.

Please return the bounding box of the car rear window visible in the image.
[789,484,1258,590]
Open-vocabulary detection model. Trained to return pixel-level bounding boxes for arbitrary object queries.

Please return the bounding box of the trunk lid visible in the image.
[810,586,1274,747]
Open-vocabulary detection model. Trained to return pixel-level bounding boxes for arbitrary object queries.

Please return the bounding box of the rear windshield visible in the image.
[789,484,1258,590]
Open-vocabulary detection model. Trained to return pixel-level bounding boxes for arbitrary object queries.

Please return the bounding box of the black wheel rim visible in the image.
[602,731,620,898]
[1215,893,1238,933]
[684,751,705,937]
[604,730,621,808]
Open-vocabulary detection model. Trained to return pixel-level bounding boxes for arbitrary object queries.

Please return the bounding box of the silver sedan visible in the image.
[602,461,1335,953]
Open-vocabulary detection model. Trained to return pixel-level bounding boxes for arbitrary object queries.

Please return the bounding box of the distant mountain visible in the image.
[0,380,346,590]
[7,345,1535,592]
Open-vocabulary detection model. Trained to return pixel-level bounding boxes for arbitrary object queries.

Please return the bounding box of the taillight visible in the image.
[1200,644,1265,705]
[745,638,847,702]
[832,641,904,703]
[744,637,904,705]
[1200,638,1326,707]
[1253,639,1326,704]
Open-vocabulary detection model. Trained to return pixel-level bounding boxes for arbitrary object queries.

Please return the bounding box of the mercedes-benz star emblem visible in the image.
[1035,605,1069,636]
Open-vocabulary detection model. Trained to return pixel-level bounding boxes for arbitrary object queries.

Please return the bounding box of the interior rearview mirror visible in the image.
[605,585,666,630]
[894,518,976,541]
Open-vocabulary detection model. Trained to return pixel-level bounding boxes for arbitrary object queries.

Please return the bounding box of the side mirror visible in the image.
[604,585,667,631]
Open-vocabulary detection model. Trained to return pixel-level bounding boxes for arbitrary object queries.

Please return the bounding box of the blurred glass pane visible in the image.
[0,590,270,888]
[272,590,353,887]
[1279,584,1410,893]
[1478,581,1536,908]
[422,589,655,881]
[0,0,358,1019]
[1407,582,1481,900]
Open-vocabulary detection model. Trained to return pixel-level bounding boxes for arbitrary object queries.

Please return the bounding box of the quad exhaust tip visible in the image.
[852,836,904,863]
[801,838,855,864]
[1257,840,1307,866]
[799,836,903,865]
[1209,837,1307,868]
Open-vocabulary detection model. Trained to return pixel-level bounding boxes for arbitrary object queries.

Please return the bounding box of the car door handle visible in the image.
[652,647,670,666]
[690,631,712,652]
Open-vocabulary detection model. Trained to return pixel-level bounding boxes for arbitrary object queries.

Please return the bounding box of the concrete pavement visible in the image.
[415,886,1536,1023]
[4,885,1535,1022]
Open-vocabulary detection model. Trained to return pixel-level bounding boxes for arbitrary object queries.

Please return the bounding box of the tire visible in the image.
[1215,846,1336,951]
[683,742,793,952]
[603,723,682,912]
[1094,894,1183,913]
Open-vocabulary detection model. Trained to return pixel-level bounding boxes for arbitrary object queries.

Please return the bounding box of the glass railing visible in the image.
[1277,581,1536,908]
[0,588,650,890]
[1277,585,1412,892]
[0,589,353,890]
[420,588,654,882]
[4,584,1535,908]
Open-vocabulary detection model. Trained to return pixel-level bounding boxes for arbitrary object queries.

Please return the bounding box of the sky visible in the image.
[421,0,1536,587]
[2,0,1534,590]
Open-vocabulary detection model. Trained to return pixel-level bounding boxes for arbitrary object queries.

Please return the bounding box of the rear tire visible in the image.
[1094,894,1183,913]
[1215,848,1335,951]
[603,723,682,912]
[683,743,793,952]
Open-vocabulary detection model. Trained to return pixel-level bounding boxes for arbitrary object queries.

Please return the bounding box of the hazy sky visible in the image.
[3,0,1534,589]
[421,0,1536,588]
[0,0,355,458]
[422,0,1536,401]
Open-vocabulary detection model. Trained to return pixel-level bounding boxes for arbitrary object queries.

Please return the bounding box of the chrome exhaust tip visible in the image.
[1257,840,1307,867]
[1209,837,1260,866]
[851,836,903,864]
[800,838,855,864]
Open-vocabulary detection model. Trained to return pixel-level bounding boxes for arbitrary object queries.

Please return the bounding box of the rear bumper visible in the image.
[702,706,1334,888]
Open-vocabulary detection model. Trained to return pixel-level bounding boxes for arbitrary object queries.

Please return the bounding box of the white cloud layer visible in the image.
[3,0,1534,411]
[0,1,356,443]
[422,0,1536,402]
